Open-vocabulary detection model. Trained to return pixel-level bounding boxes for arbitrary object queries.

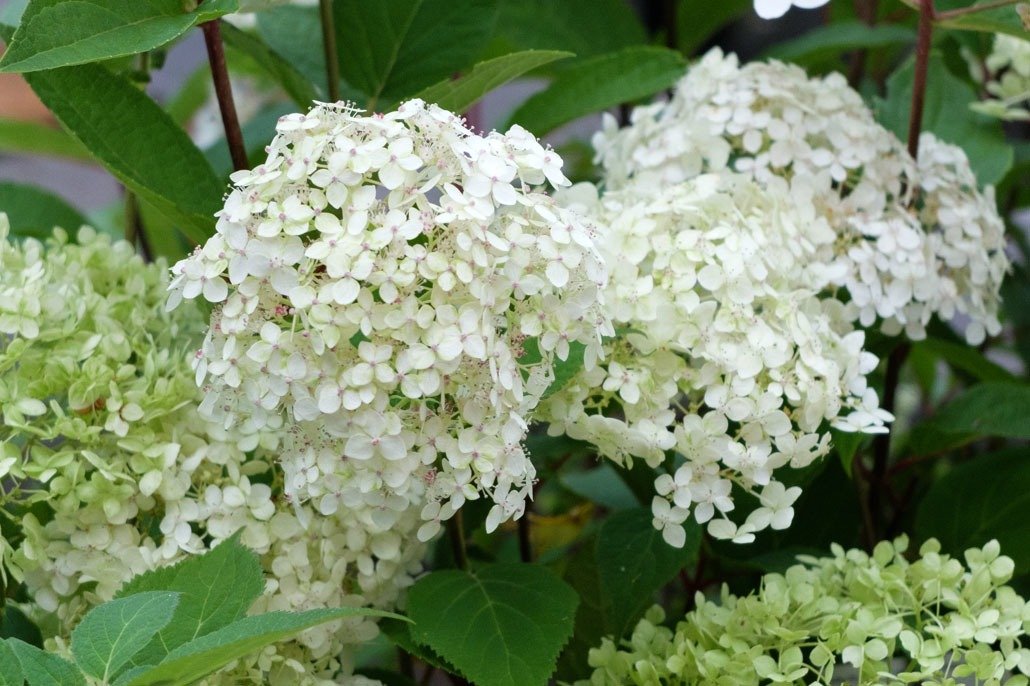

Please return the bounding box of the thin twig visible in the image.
[447,510,469,571]
[318,0,341,102]
[201,20,248,172]
[936,0,1017,20]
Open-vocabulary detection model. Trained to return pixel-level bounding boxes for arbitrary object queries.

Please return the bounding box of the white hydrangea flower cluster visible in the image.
[168,99,611,538]
[580,537,1030,686]
[541,175,889,546]
[0,221,419,685]
[594,48,1009,345]
[973,34,1030,121]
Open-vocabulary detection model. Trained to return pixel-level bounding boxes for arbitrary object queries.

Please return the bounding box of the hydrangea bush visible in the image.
[0,2,1026,686]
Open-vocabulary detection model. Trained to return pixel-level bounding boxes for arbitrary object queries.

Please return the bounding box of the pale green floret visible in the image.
[581,537,1030,686]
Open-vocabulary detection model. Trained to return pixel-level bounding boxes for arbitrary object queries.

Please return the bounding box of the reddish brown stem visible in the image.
[906,0,935,160]
[201,20,248,172]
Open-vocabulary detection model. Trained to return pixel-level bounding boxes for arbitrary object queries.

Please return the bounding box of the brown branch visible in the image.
[201,20,248,172]
[906,0,935,160]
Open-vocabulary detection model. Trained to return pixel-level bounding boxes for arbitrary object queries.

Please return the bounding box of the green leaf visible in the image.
[920,382,1030,440]
[492,0,646,59]
[71,592,179,682]
[0,0,239,73]
[0,640,23,686]
[676,0,749,55]
[22,62,223,245]
[407,564,579,686]
[0,182,88,241]
[7,639,85,686]
[0,606,43,646]
[123,608,403,686]
[334,0,498,109]
[935,0,1030,39]
[415,50,573,114]
[559,464,640,510]
[137,197,190,261]
[765,22,916,62]
[256,4,325,90]
[115,533,264,666]
[832,429,865,478]
[220,22,319,107]
[916,447,1030,573]
[911,337,1015,383]
[0,118,89,160]
[596,508,700,637]
[554,534,606,680]
[876,52,1013,185]
[165,66,210,127]
[379,618,458,674]
[507,46,686,136]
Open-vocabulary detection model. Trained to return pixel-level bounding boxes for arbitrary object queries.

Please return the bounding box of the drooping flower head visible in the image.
[540,174,890,546]
[594,48,1009,345]
[169,99,612,537]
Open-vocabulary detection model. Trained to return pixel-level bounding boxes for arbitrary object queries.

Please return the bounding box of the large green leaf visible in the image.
[407,564,578,686]
[765,22,916,63]
[256,4,324,90]
[917,382,1030,440]
[507,46,686,136]
[916,447,1030,573]
[0,182,88,241]
[7,639,85,686]
[0,606,42,646]
[334,0,498,109]
[677,0,750,55]
[115,534,264,666]
[71,592,179,682]
[934,0,1030,39]
[596,508,700,637]
[492,0,646,59]
[23,62,223,244]
[415,50,573,114]
[911,337,1015,383]
[0,0,238,73]
[0,118,89,160]
[559,464,640,511]
[123,608,402,686]
[0,640,23,686]
[220,22,319,107]
[876,53,1013,185]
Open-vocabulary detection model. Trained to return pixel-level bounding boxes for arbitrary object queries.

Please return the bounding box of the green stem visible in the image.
[318,0,341,102]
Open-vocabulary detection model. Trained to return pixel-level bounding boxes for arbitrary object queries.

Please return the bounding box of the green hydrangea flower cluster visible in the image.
[581,537,1030,685]
[0,218,426,684]
[0,216,213,608]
